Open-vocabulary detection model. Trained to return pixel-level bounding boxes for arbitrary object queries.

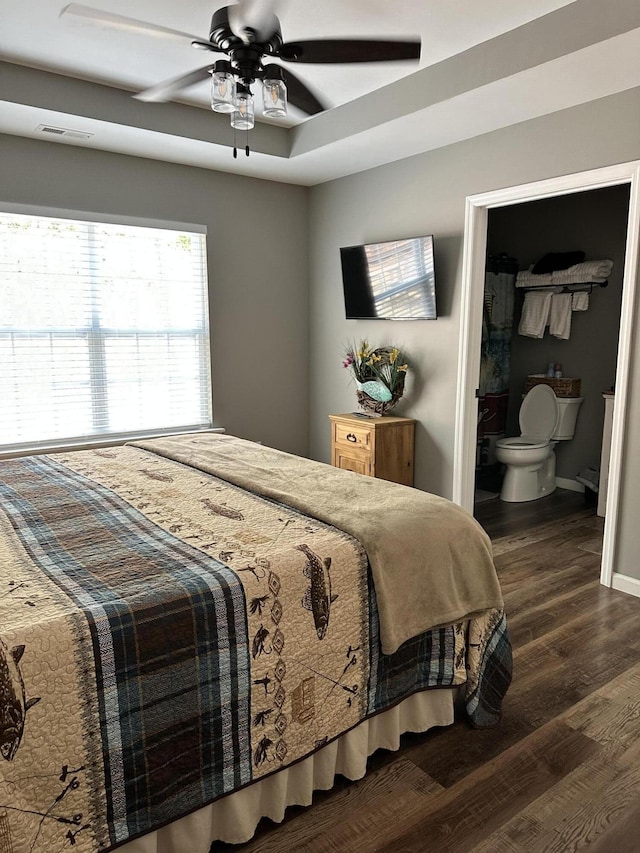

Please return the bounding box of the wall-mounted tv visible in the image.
[340,235,437,320]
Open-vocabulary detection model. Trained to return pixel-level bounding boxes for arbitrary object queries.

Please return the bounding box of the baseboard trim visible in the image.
[555,477,584,493]
[611,572,640,598]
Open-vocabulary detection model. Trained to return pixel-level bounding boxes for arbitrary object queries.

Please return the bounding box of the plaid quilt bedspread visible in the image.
[0,445,511,853]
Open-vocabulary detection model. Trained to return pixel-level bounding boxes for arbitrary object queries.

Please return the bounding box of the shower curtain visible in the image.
[477,254,517,489]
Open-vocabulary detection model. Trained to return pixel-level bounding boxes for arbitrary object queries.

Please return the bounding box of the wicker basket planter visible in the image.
[355,346,406,415]
[356,382,405,416]
[344,342,409,416]
[524,374,581,397]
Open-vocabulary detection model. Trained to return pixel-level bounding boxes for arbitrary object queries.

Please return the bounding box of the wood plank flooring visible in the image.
[213,490,640,852]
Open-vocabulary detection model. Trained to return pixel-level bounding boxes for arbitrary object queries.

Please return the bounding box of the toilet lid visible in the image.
[519,383,559,439]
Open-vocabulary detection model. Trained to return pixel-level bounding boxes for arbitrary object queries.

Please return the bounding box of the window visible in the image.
[0,209,212,453]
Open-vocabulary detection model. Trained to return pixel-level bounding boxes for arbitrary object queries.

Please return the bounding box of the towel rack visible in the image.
[518,280,608,294]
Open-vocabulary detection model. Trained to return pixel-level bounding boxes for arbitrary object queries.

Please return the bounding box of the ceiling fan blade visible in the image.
[281,68,325,115]
[134,66,214,103]
[60,3,217,48]
[278,38,420,64]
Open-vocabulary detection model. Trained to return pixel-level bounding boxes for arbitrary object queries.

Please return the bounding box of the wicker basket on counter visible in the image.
[524,374,581,397]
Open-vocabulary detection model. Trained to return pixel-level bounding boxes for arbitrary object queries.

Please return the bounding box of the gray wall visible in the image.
[0,134,310,458]
[308,86,640,579]
[487,184,629,482]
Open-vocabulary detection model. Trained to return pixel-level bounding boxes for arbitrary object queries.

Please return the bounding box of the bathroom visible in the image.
[476,183,630,507]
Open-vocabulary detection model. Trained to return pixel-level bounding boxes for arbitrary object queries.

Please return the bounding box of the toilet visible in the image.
[495,384,583,503]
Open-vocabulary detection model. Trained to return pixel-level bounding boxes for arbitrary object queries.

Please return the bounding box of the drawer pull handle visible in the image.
[346,433,357,443]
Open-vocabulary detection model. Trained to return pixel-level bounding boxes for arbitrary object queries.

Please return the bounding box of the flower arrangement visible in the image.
[343,340,409,415]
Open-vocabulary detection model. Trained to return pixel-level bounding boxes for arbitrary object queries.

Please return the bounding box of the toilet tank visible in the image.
[552,396,583,440]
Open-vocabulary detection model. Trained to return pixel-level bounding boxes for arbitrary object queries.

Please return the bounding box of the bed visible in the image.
[0,433,511,853]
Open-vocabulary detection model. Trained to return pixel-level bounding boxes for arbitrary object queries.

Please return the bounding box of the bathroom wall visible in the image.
[487,184,630,483]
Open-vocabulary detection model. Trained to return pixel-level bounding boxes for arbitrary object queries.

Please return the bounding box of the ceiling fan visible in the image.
[61,1,421,154]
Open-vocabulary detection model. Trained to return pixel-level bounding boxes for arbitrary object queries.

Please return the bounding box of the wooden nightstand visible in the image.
[329,413,415,486]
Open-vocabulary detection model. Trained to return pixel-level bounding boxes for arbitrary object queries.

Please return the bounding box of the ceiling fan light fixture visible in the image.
[211,60,236,113]
[262,64,287,118]
[231,84,255,130]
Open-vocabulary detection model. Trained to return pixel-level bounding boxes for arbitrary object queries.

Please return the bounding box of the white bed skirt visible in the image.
[120,688,456,852]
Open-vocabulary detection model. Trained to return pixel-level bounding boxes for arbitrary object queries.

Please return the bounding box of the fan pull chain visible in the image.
[232,126,250,158]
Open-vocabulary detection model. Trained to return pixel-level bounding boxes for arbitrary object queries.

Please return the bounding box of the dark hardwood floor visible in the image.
[214,489,640,852]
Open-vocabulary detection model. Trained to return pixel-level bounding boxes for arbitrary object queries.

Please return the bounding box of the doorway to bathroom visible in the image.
[476,183,629,506]
[453,160,640,593]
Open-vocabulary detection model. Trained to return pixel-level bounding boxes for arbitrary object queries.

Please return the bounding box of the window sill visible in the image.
[0,427,225,461]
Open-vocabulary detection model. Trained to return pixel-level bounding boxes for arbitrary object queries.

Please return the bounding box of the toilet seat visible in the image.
[497,435,549,450]
[519,384,559,439]
[495,386,559,453]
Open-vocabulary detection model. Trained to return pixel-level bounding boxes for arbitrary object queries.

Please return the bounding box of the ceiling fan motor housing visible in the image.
[209,7,283,54]
[209,6,284,86]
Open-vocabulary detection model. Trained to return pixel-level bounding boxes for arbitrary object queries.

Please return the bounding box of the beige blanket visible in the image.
[133,433,503,654]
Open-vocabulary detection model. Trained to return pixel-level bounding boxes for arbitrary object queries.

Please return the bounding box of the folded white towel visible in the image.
[549,293,573,339]
[552,259,613,285]
[519,291,552,338]
[572,292,590,311]
[516,259,613,287]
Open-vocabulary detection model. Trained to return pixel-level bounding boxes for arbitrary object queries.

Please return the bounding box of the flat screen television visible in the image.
[340,235,437,320]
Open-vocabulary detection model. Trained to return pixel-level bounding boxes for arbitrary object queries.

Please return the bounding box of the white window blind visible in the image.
[0,210,212,453]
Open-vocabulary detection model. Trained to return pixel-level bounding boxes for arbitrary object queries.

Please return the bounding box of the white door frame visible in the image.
[453,160,640,589]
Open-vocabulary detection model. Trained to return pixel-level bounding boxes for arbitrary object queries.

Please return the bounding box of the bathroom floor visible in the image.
[474,485,598,541]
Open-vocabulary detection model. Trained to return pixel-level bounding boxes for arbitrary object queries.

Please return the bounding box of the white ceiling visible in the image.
[1,0,640,185]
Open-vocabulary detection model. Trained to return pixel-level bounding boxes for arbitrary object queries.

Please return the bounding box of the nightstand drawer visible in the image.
[333,422,372,449]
